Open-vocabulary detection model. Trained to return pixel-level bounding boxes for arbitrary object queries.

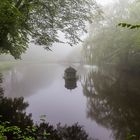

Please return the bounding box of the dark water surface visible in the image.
[1,63,140,140]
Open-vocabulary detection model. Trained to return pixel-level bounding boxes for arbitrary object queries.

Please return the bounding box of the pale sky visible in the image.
[97,0,114,5]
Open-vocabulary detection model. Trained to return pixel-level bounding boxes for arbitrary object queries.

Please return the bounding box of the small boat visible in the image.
[63,67,78,90]
[63,67,77,80]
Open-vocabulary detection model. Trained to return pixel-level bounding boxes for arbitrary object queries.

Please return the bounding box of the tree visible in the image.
[83,0,140,69]
[0,0,98,59]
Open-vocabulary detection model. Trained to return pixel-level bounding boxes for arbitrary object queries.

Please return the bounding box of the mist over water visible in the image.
[21,43,82,63]
[0,0,140,140]
[0,42,82,64]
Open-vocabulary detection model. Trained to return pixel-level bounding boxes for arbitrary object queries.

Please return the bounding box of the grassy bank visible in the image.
[0,61,16,71]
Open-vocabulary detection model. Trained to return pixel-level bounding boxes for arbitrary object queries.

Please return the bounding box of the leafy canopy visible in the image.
[0,0,97,59]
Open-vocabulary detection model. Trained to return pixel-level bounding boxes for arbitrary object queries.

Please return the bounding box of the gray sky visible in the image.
[97,0,114,5]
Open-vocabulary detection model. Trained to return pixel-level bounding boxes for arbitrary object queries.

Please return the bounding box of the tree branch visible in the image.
[15,0,24,8]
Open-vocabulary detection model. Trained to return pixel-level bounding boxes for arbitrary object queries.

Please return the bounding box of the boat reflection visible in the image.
[0,73,96,140]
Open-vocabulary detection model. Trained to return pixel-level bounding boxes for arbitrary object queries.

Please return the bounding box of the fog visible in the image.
[0,42,82,64]
[84,0,140,72]
[21,43,82,63]
[19,0,118,64]
[0,1,140,140]
[0,0,139,71]
[0,0,118,64]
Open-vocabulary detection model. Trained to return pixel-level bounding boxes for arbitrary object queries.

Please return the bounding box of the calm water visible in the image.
[1,63,140,140]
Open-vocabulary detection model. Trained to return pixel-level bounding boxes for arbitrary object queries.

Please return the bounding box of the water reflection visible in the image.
[0,73,33,129]
[3,64,59,98]
[82,67,140,140]
[0,73,95,140]
[63,67,78,90]
[0,73,4,98]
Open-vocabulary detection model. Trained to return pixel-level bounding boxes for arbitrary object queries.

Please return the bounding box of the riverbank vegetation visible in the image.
[83,0,140,72]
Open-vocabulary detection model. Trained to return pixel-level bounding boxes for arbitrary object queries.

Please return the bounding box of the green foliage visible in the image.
[118,23,140,29]
[0,0,98,59]
[0,122,49,140]
[0,0,29,59]
[83,0,140,70]
[127,134,137,140]
[0,122,94,140]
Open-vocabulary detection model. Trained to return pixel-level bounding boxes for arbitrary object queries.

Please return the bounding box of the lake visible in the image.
[1,62,140,140]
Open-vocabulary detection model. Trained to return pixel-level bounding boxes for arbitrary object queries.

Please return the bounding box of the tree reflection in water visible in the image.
[0,73,33,129]
[82,67,140,140]
[0,73,95,140]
